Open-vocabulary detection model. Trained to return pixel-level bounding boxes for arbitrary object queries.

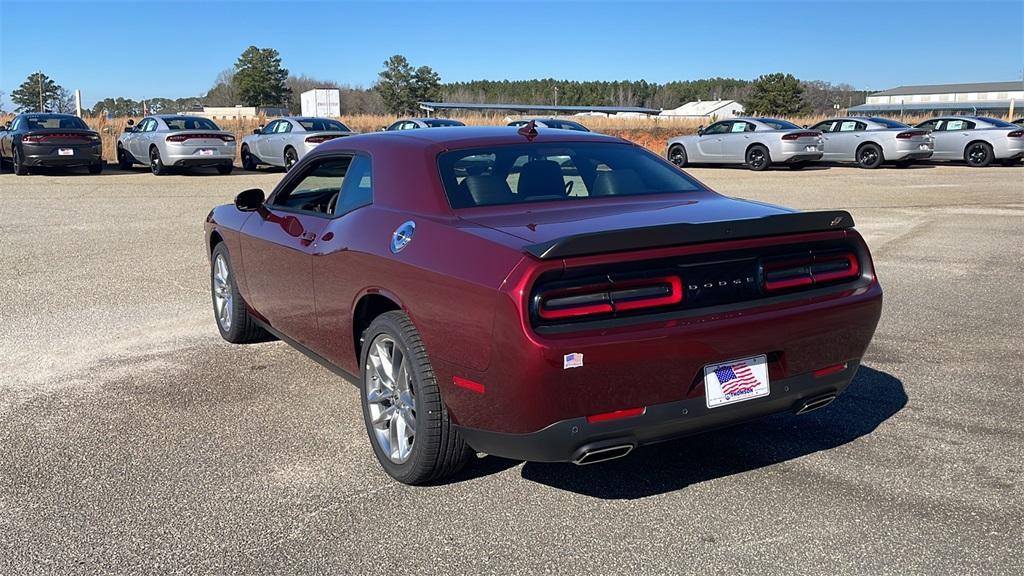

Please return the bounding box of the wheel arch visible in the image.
[209,229,224,254]
[963,139,992,155]
[745,142,770,156]
[352,291,404,361]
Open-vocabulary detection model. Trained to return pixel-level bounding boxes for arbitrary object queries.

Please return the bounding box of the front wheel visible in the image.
[117,146,133,170]
[965,142,993,167]
[284,147,298,171]
[668,144,687,167]
[360,311,471,484]
[856,143,883,169]
[210,243,269,344]
[745,145,770,171]
[241,146,258,171]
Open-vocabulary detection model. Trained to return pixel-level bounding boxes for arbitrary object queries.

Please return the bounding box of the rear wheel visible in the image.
[360,311,471,484]
[965,142,993,167]
[210,243,268,344]
[88,162,104,174]
[13,146,27,175]
[117,146,133,170]
[668,144,687,167]
[150,146,168,175]
[284,147,298,171]
[217,163,233,175]
[241,146,258,171]
[856,143,883,169]
[745,145,770,171]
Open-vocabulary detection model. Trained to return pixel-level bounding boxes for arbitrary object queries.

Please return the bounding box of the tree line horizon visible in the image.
[4,47,867,118]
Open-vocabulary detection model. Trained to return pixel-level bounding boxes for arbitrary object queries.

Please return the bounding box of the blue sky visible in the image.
[1,0,1022,109]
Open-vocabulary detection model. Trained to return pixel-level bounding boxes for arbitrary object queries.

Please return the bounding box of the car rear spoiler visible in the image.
[523,210,855,259]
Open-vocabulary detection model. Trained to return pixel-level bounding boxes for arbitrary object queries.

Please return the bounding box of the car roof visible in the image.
[321,125,622,149]
[19,112,78,118]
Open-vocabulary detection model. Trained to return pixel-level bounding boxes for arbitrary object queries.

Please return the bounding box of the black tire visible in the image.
[13,146,28,175]
[359,311,472,485]
[284,147,298,172]
[117,146,133,170]
[856,143,884,169]
[964,141,993,167]
[788,161,808,170]
[745,145,770,171]
[217,163,233,175]
[88,162,104,175]
[150,146,168,175]
[241,146,258,171]
[210,243,269,344]
[668,144,687,167]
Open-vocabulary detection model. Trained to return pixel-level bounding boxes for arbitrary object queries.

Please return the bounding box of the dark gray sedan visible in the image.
[0,113,103,175]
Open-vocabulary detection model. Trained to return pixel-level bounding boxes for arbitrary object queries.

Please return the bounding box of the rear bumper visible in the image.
[171,157,235,167]
[21,144,102,166]
[894,151,933,161]
[458,362,860,462]
[780,152,823,163]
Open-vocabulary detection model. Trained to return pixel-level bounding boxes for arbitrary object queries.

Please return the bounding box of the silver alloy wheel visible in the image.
[365,334,417,464]
[212,254,232,332]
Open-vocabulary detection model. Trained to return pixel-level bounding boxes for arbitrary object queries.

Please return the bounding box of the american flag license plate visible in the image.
[703,354,770,408]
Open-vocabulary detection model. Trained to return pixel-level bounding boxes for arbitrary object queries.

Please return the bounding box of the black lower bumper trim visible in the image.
[456,361,860,463]
[784,153,824,163]
[24,155,102,167]
[173,159,234,167]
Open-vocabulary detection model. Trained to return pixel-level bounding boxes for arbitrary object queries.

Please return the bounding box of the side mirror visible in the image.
[802,124,809,129]
[126,119,135,127]
[123,126,134,133]
[235,188,265,212]
[253,128,262,135]
[696,126,704,136]
[379,126,388,132]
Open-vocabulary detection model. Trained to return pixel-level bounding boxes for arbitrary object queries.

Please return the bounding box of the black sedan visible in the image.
[0,113,104,175]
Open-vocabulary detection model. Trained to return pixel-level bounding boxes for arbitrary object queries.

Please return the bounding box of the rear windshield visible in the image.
[299,118,350,132]
[977,117,1016,128]
[162,117,220,131]
[438,142,703,209]
[868,117,909,128]
[424,119,465,127]
[758,118,800,130]
[22,115,89,130]
[546,120,589,132]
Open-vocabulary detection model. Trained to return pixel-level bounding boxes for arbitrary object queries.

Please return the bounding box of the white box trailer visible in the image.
[300,89,341,117]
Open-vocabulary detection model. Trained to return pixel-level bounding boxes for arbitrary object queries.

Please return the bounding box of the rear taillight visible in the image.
[305,135,341,144]
[21,133,97,143]
[896,130,926,139]
[782,131,821,140]
[165,133,234,143]
[1008,130,1024,138]
[763,251,860,292]
[537,276,682,320]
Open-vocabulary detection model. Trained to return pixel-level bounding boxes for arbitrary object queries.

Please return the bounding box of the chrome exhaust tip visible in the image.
[795,394,837,415]
[573,444,634,465]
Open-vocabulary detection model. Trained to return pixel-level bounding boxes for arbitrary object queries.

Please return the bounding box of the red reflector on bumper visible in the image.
[586,407,645,424]
[813,363,847,378]
[453,376,485,393]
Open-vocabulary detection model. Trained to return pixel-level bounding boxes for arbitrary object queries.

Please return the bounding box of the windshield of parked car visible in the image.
[162,117,221,131]
[438,142,703,209]
[977,117,1017,128]
[299,119,351,132]
[758,118,801,130]
[22,115,89,130]
[424,119,465,127]
[868,117,910,128]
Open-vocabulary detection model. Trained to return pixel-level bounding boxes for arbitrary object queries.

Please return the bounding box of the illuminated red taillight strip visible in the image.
[813,363,848,378]
[537,276,682,320]
[586,407,645,424]
[453,376,485,394]
[782,131,821,140]
[896,130,927,139]
[1008,130,1024,138]
[305,134,342,143]
[166,133,235,142]
[22,133,98,143]
[763,251,860,292]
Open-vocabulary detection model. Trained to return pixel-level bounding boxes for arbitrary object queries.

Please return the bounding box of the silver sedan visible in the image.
[809,117,933,168]
[666,118,824,171]
[117,115,236,175]
[241,117,354,171]
[915,116,1024,167]
[384,118,466,131]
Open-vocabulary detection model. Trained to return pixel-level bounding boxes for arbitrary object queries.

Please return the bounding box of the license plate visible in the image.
[198,149,215,156]
[805,145,817,152]
[58,148,74,156]
[704,354,770,408]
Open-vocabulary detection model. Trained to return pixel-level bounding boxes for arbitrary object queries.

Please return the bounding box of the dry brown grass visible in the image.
[0,112,1004,161]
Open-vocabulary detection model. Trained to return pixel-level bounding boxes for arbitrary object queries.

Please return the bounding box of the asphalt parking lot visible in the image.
[1,162,1022,575]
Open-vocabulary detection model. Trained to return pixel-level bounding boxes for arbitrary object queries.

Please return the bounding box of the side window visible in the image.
[11,117,23,131]
[263,120,279,134]
[271,156,352,215]
[334,155,373,216]
[703,122,731,135]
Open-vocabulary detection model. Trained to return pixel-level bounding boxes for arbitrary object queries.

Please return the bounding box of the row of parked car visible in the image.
[0,112,1021,176]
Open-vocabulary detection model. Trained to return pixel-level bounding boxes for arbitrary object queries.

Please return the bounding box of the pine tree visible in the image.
[233,46,291,107]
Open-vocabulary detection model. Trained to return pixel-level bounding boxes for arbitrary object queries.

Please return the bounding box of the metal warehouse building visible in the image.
[849,81,1023,115]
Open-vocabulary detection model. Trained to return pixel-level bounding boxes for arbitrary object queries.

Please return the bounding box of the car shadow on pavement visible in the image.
[515,366,906,499]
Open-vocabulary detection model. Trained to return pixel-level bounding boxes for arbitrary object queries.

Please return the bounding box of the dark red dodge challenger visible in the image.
[205,125,882,484]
